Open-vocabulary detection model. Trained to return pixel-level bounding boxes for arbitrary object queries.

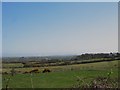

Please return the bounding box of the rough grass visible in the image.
[2,60,119,73]
[2,63,23,68]
[2,60,119,88]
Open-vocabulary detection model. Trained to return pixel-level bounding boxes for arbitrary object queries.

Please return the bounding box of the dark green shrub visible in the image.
[42,68,51,73]
[29,69,39,73]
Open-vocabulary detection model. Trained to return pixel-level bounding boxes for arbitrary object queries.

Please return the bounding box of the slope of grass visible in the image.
[2,69,118,88]
[2,60,118,88]
[2,60,119,73]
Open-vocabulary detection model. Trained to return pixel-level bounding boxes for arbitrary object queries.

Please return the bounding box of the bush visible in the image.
[29,69,39,73]
[42,68,51,73]
[73,76,118,88]
[2,72,8,75]
[23,71,29,74]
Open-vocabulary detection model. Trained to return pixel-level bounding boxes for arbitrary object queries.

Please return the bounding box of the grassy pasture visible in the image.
[2,60,119,88]
[2,60,118,73]
[2,63,23,68]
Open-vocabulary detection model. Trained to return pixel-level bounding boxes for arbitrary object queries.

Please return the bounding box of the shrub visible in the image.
[2,72,8,75]
[29,69,39,73]
[72,70,118,88]
[42,68,51,73]
[23,71,29,74]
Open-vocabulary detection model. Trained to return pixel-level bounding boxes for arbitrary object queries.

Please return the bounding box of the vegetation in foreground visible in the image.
[2,53,120,89]
[2,60,119,89]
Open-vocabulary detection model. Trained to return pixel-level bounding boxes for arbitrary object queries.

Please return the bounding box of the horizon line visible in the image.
[2,51,118,58]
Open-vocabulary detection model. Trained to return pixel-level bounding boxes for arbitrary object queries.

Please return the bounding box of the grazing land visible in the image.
[2,53,120,89]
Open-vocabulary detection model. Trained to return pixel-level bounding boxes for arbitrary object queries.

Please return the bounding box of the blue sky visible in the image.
[2,0,119,2]
[2,2,118,57]
[0,2,1,58]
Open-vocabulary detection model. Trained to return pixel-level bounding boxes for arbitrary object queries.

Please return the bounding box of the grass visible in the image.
[2,63,23,68]
[2,69,118,88]
[2,60,119,73]
[2,60,119,88]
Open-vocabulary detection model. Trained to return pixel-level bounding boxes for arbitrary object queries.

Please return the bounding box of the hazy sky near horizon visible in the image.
[2,2,118,57]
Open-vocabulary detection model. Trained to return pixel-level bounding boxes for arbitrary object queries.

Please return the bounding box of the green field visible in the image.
[2,60,119,88]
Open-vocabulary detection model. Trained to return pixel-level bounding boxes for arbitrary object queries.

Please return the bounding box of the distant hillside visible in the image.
[2,52,120,63]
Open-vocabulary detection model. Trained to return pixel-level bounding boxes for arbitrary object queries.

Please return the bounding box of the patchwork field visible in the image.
[2,60,119,88]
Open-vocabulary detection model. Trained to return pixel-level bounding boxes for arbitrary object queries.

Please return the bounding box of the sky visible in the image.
[0,2,2,58]
[2,0,120,2]
[2,2,118,57]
